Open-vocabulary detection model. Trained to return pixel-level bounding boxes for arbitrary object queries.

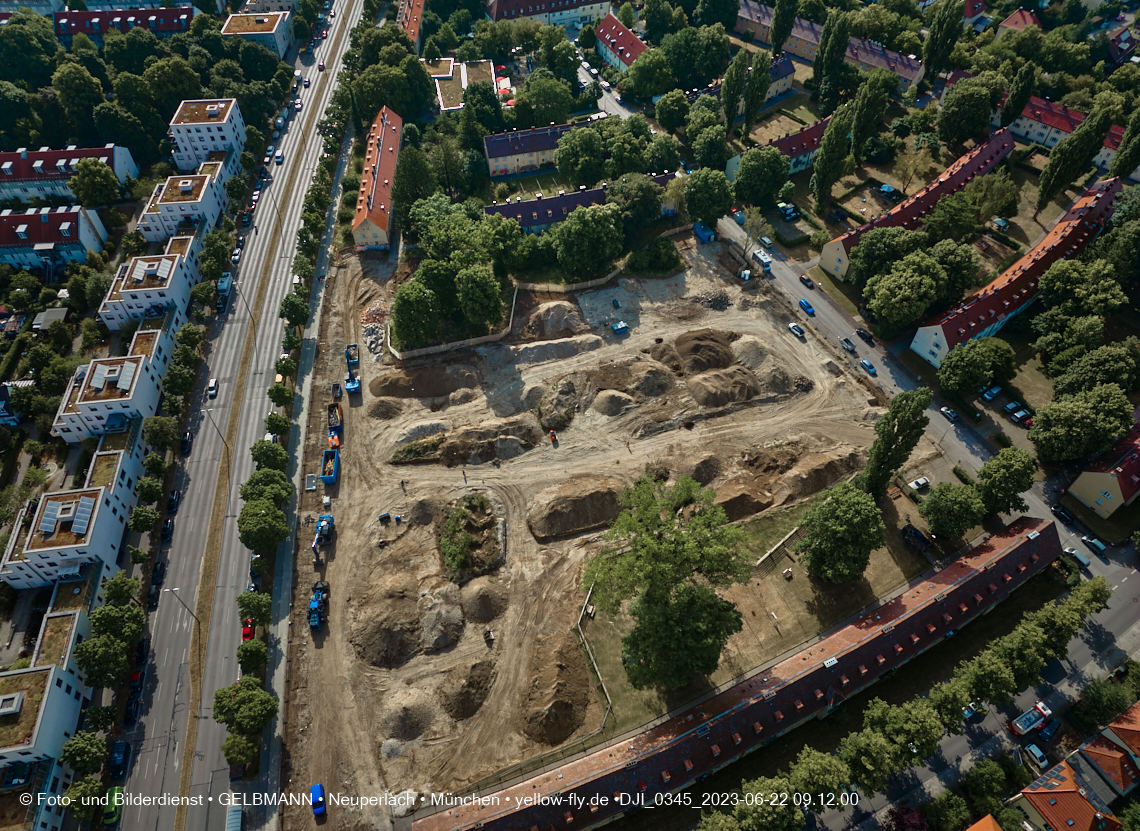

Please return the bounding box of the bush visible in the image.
[627,236,681,273]
[993,432,1012,448]
[952,465,975,485]
[440,507,476,572]
[810,230,831,249]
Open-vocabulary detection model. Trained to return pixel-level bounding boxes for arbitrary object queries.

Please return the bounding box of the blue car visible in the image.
[860,359,877,376]
[311,784,326,815]
[799,299,815,316]
[1039,717,1061,742]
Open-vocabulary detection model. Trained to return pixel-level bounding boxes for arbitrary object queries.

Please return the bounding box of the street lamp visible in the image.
[165,587,204,717]
[206,408,239,518]
[164,587,200,623]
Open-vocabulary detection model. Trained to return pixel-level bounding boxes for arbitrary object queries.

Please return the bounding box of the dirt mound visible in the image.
[525,301,588,339]
[408,498,440,526]
[381,691,436,741]
[776,447,864,503]
[395,421,449,445]
[755,365,793,396]
[714,480,774,521]
[451,388,478,405]
[685,366,763,407]
[593,390,635,416]
[732,336,769,370]
[527,476,625,541]
[519,633,592,745]
[629,361,673,397]
[437,660,497,720]
[438,415,543,465]
[460,577,508,623]
[537,379,579,430]
[675,329,736,375]
[509,335,603,365]
[419,584,465,652]
[647,342,683,375]
[349,576,421,669]
[689,454,722,485]
[369,399,404,420]
[369,366,478,399]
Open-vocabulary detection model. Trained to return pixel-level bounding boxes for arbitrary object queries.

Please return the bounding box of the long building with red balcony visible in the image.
[821,128,1014,280]
[0,145,137,203]
[910,177,1121,368]
[404,516,1061,831]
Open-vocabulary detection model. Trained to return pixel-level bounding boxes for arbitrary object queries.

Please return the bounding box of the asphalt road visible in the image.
[121,8,363,830]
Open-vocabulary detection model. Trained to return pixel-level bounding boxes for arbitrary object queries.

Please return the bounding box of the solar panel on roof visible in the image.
[71,496,96,536]
[90,364,107,390]
[38,501,59,534]
[117,362,136,391]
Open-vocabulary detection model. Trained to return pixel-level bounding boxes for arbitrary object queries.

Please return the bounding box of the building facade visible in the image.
[484,122,574,178]
[484,173,679,233]
[0,206,107,274]
[168,99,246,175]
[1068,424,1140,519]
[52,7,194,46]
[1007,759,1121,831]
[594,14,646,70]
[97,249,198,331]
[484,0,608,25]
[351,107,403,251]
[137,165,225,242]
[910,177,1121,367]
[221,12,291,59]
[0,145,137,204]
[727,114,831,180]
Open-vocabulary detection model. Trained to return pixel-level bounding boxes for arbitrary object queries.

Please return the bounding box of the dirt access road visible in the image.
[282,239,883,831]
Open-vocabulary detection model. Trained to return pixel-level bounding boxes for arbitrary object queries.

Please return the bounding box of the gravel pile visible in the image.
[692,290,732,311]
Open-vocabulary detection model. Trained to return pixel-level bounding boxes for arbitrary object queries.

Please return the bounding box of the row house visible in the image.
[0,206,107,275]
[221,12,291,59]
[51,319,174,444]
[1068,424,1140,520]
[822,128,1014,279]
[736,1,925,93]
[168,98,246,176]
[52,6,193,46]
[484,122,574,178]
[910,177,1121,367]
[351,107,403,251]
[82,0,220,10]
[137,163,225,243]
[410,517,1061,831]
[485,0,608,26]
[483,173,680,234]
[683,53,796,111]
[727,114,831,181]
[594,14,646,71]
[0,145,137,203]
[239,0,296,13]
[394,0,424,51]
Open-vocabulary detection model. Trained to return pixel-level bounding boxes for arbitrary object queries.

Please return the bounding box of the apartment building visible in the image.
[394,0,424,50]
[594,14,646,71]
[82,0,220,10]
[221,12,291,59]
[0,207,107,274]
[821,129,1014,279]
[241,0,296,13]
[727,114,831,181]
[97,249,198,331]
[52,7,193,46]
[351,107,403,251]
[168,98,246,175]
[1068,424,1140,520]
[485,0,608,26]
[0,145,137,203]
[997,7,1040,36]
[910,177,1121,367]
[137,164,225,243]
[484,123,574,178]
[483,173,680,233]
[684,53,795,111]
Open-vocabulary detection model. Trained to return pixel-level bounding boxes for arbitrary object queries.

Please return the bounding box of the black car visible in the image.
[135,637,150,668]
[152,561,166,585]
[1051,505,1074,525]
[167,489,182,514]
[181,431,193,456]
[160,519,174,543]
[236,235,246,249]
[241,212,252,228]
[855,328,875,345]
[249,572,262,592]
[124,693,141,727]
[146,584,159,610]
[109,740,131,778]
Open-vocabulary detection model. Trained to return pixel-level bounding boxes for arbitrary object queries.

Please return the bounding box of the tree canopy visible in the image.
[796,482,885,583]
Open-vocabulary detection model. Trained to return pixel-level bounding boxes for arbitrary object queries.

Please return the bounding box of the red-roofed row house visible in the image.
[52,6,195,46]
[408,517,1061,831]
[0,206,107,274]
[1069,424,1140,519]
[1008,758,1122,831]
[726,115,831,181]
[395,0,425,51]
[909,177,1121,368]
[594,14,646,71]
[821,128,1014,279]
[352,107,403,251]
[0,145,137,203]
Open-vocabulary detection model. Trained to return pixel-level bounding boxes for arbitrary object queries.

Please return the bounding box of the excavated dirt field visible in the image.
[282,241,884,831]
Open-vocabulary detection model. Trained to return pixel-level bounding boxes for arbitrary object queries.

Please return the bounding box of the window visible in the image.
[55,679,62,688]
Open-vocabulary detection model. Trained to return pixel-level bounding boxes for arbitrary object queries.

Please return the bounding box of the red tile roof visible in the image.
[1017,97,1127,152]
[1109,701,1140,757]
[594,14,646,68]
[410,517,1061,831]
[0,207,91,250]
[920,177,1122,352]
[965,0,985,19]
[1020,759,1122,831]
[53,7,193,37]
[352,107,402,239]
[834,128,1014,256]
[999,8,1040,30]
[1080,736,1140,794]
[768,115,830,160]
[1082,423,1140,506]
[395,0,424,49]
[1109,26,1137,65]
[0,146,124,185]
[965,818,1003,831]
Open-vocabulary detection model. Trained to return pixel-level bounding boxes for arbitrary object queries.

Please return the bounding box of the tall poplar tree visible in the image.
[742,49,772,138]
[1000,61,1036,128]
[810,102,854,212]
[720,49,749,139]
[769,0,797,55]
[924,0,964,79]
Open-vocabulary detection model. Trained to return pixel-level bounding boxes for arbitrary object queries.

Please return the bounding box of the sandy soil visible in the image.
[281,237,883,830]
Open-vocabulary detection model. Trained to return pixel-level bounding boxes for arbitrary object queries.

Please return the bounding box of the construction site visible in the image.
[280,234,913,831]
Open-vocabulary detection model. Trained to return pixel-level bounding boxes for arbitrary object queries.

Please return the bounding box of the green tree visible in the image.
[237,591,272,626]
[684,168,734,226]
[963,169,1020,222]
[849,227,926,288]
[552,203,624,278]
[128,505,160,533]
[516,71,574,126]
[390,146,437,232]
[850,73,891,164]
[213,675,278,736]
[162,363,194,398]
[961,758,1009,815]
[1030,383,1134,463]
[135,477,163,506]
[861,387,933,498]
[143,416,179,451]
[264,412,290,438]
[863,697,946,758]
[1111,106,1140,178]
[720,49,749,138]
[788,747,851,801]
[237,498,289,556]
[734,146,790,207]
[267,382,293,409]
[1038,107,1113,213]
[239,468,294,506]
[625,48,675,99]
[222,732,260,767]
[735,775,804,831]
[769,0,797,54]
[63,777,105,823]
[928,676,973,733]
[90,604,145,644]
[606,173,664,238]
[455,264,503,330]
[1038,259,1126,318]
[937,337,1016,397]
[1001,61,1036,128]
[929,238,980,304]
[919,482,985,540]
[796,482,885,583]
[742,50,772,137]
[554,127,606,187]
[619,1,636,27]
[864,252,944,335]
[279,292,308,328]
[61,731,108,777]
[103,573,139,607]
[686,94,721,137]
[654,89,690,135]
[1054,339,1140,397]
[920,193,979,242]
[249,439,288,472]
[693,125,729,169]
[924,0,964,79]
[976,447,1036,517]
[52,62,105,133]
[391,280,438,348]
[236,639,268,674]
[839,728,900,795]
[923,792,971,831]
[74,634,130,689]
[83,705,119,733]
[144,452,166,479]
[68,159,120,208]
[810,102,854,212]
[141,56,201,117]
[813,10,850,113]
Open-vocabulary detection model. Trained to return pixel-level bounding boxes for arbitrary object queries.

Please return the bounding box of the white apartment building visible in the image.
[138,165,225,243]
[221,12,291,59]
[98,250,198,331]
[0,145,137,204]
[168,99,246,175]
[239,0,295,12]
[0,207,107,273]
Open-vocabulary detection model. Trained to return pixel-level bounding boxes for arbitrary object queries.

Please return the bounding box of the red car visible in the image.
[242,619,254,641]
[321,28,328,38]
[318,61,325,71]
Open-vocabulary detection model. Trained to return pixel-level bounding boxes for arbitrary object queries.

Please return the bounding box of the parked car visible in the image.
[166,489,182,514]
[136,637,150,667]
[1082,534,1108,553]
[274,150,284,165]
[146,584,159,610]
[109,741,131,778]
[104,787,124,826]
[599,79,610,90]
[294,100,303,111]
[124,692,142,725]
[839,337,855,353]
[800,274,814,289]
[235,235,246,249]
[318,61,325,71]
[230,249,241,265]
[760,235,773,248]
[311,784,326,815]
[1025,744,1048,768]
[130,669,144,692]
[982,385,1002,401]
[321,28,328,37]
[1011,409,1033,426]
[161,519,174,543]
[908,477,931,491]
[798,299,815,315]
[303,77,310,87]
[580,60,590,70]
[788,323,805,338]
[854,328,874,345]
[732,209,745,225]
[242,619,254,641]
[208,378,219,399]
[1003,400,1021,414]
[152,561,166,585]
[860,359,877,376]
[1039,718,1061,742]
[962,701,986,719]
[940,406,959,422]
[1051,505,1074,524]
